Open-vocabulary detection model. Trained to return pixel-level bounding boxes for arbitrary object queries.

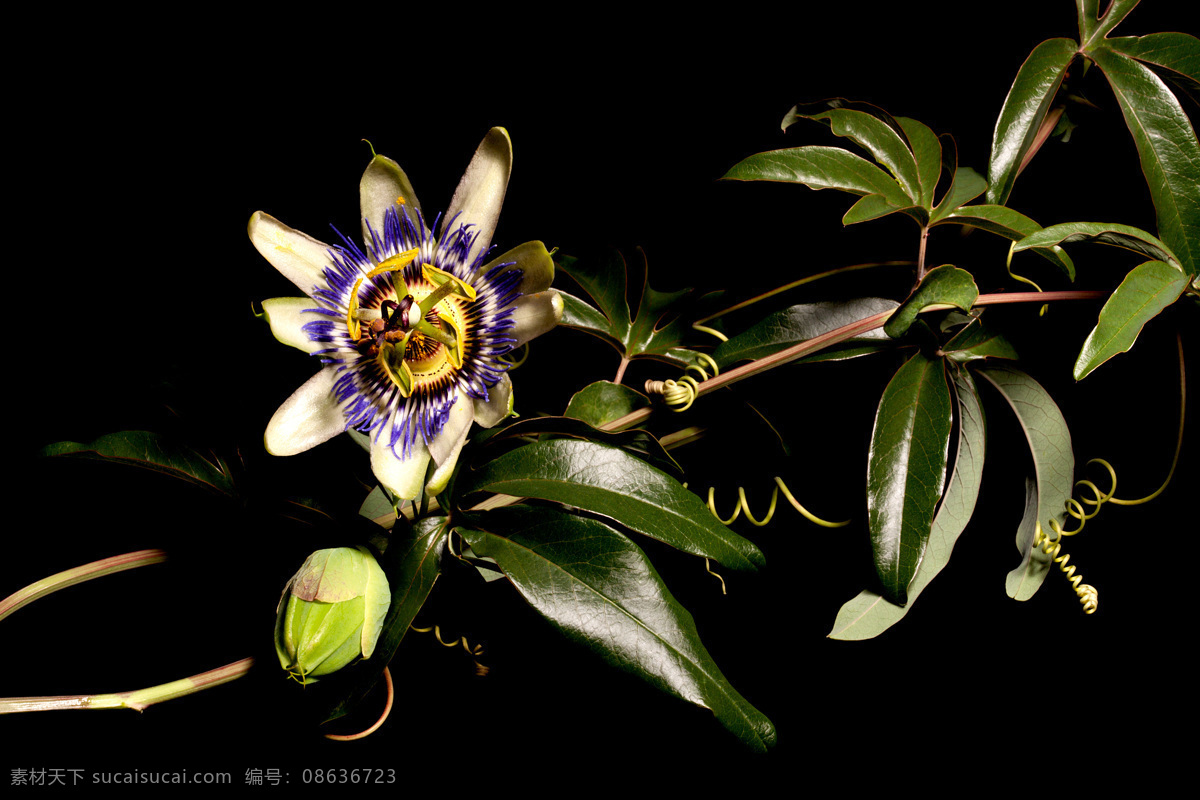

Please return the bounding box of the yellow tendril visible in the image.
[1033,520,1098,614]
[409,624,489,677]
[706,477,850,529]
[692,323,729,342]
[1005,241,1048,316]
[500,343,530,370]
[704,558,727,595]
[645,353,720,412]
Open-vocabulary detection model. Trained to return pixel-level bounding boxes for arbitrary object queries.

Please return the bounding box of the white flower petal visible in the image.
[265,369,347,456]
[359,154,421,245]
[511,290,564,347]
[473,373,513,429]
[425,423,471,497]
[370,430,430,501]
[248,212,334,297]
[262,297,324,354]
[426,389,474,467]
[444,127,512,258]
[476,241,555,294]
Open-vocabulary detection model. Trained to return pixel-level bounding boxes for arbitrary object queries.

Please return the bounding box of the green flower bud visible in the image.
[274,546,390,684]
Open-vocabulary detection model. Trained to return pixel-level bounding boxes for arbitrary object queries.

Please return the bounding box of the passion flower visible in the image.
[250,129,562,498]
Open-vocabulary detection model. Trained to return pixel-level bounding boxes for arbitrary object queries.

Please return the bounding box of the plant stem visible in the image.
[916,226,929,282]
[608,289,1106,431]
[0,658,254,714]
[613,356,631,385]
[0,549,167,623]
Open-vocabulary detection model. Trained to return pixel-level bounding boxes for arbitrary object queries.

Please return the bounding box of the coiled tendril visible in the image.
[410,624,489,677]
[645,353,720,412]
[706,476,851,529]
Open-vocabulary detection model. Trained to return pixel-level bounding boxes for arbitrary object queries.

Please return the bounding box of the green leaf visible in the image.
[896,116,942,211]
[1089,46,1200,275]
[320,517,447,722]
[987,38,1078,206]
[866,351,954,605]
[784,101,923,204]
[1076,0,1140,50]
[1013,221,1182,269]
[358,485,397,527]
[714,297,898,368]
[41,431,234,497]
[461,439,763,571]
[556,251,704,366]
[943,318,1020,363]
[1106,33,1200,103]
[935,205,1075,279]
[564,380,651,428]
[477,415,682,481]
[459,506,775,751]
[722,145,912,211]
[976,366,1075,600]
[930,132,987,221]
[1074,260,1189,379]
[831,369,985,639]
[842,193,914,226]
[884,266,979,339]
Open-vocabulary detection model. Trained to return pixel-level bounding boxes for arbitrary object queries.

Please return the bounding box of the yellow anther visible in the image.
[421,263,477,302]
[346,277,364,339]
[367,248,420,279]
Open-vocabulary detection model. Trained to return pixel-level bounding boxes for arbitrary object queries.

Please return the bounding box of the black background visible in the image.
[6,3,1195,792]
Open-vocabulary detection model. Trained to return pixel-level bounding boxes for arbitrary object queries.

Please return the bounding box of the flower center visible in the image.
[345,249,477,398]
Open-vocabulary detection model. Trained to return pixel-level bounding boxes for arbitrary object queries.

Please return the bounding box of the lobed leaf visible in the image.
[459,506,776,751]
[1089,47,1200,275]
[714,297,898,368]
[1013,221,1181,269]
[41,431,235,497]
[831,369,985,638]
[896,116,942,211]
[461,439,764,571]
[976,366,1074,600]
[987,38,1078,206]
[866,351,954,605]
[785,102,922,203]
[1076,0,1140,50]
[936,205,1075,278]
[722,145,912,211]
[1074,260,1189,380]
[1106,33,1200,103]
[884,266,979,339]
[942,318,1020,363]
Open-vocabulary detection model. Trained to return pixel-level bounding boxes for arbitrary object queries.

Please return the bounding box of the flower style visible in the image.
[249,128,562,499]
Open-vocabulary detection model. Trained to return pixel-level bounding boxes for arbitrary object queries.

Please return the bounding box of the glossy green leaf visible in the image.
[722,145,912,211]
[462,439,763,571]
[785,103,922,203]
[987,38,1078,206]
[935,205,1075,278]
[565,380,651,428]
[1074,260,1189,380]
[931,165,987,222]
[866,351,954,605]
[884,266,979,339]
[459,506,775,751]
[478,415,682,481]
[321,517,447,722]
[896,116,942,210]
[1107,33,1200,102]
[1076,0,1140,50]
[1090,46,1200,275]
[41,431,234,497]
[714,297,898,368]
[556,251,702,366]
[842,193,914,226]
[1013,221,1181,269]
[943,318,1020,363]
[831,369,985,639]
[976,366,1074,600]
